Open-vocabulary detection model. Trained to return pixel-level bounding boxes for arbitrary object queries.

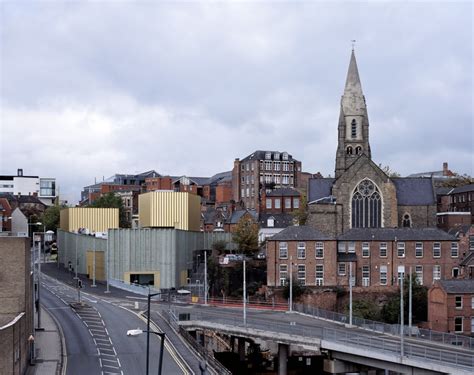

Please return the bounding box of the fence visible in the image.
[294,303,474,350]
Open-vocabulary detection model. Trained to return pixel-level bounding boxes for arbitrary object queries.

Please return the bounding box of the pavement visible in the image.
[26,306,64,375]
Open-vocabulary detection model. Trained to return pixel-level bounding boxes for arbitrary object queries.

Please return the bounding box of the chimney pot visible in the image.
[17,169,23,177]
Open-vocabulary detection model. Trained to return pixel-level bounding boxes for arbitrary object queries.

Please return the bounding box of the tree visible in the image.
[348,299,381,321]
[379,164,401,178]
[282,278,306,300]
[41,204,66,232]
[292,193,308,225]
[441,174,473,188]
[232,214,259,255]
[211,240,228,255]
[90,193,128,228]
[381,273,428,324]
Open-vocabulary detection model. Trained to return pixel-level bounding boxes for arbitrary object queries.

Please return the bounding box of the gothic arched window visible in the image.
[351,179,382,228]
[355,146,362,155]
[351,119,357,138]
[402,214,411,228]
[346,146,353,155]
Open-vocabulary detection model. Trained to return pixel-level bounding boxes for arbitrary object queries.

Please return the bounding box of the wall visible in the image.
[13,176,38,196]
[0,313,29,375]
[60,207,119,232]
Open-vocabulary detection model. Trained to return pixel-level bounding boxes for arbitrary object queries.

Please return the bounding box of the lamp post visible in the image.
[29,222,45,330]
[349,262,353,326]
[127,328,165,375]
[146,291,162,375]
[91,235,97,287]
[204,250,208,306]
[243,258,246,326]
[289,256,293,312]
[400,269,404,358]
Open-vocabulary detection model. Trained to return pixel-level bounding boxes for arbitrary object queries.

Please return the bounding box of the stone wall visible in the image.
[307,204,342,237]
[398,205,437,228]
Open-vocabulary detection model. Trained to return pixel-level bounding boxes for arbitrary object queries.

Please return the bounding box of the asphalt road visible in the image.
[41,274,188,375]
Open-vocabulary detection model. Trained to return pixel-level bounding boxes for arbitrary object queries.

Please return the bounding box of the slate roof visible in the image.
[267,188,300,197]
[241,150,298,162]
[435,187,453,196]
[447,225,473,237]
[258,213,294,229]
[208,171,232,184]
[451,184,474,194]
[338,228,457,241]
[227,209,257,224]
[391,178,435,205]
[269,225,332,241]
[438,279,474,294]
[308,178,334,203]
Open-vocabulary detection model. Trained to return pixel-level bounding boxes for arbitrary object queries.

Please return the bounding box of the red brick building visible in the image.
[261,188,301,214]
[428,279,474,335]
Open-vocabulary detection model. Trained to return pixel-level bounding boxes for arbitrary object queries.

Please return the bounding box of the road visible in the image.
[41,274,189,375]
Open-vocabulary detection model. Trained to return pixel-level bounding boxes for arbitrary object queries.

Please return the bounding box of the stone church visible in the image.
[307,50,437,237]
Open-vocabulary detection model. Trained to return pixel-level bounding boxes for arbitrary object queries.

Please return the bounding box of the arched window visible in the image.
[351,179,382,228]
[355,146,362,155]
[402,214,411,228]
[351,119,357,138]
[346,146,353,155]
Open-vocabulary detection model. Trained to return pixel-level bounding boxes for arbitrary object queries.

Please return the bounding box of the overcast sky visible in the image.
[1,1,472,204]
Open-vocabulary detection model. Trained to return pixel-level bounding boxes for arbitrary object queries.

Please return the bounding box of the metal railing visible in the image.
[164,310,232,375]
[176,309,474,371]
[294,303,474,350]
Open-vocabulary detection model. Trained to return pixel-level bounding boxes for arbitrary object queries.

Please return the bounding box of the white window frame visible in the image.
[380,265,388,285]
[362,265,370,287]
[454,316,463,333]
[315,265,324,286]
[362,242,370,258]
[279,242,288,259]
[275,198,281,209]
[433,243,441,258]
[451,242,459,258]
[266,198,272,209]
[433,265,441,281]
[415,265,423,285]
[297,242,306,259]
[338,263,346,276]
[397,242,405,258]
[379,242,387,258]
[415,242,423,258]
[471,296,474,309]
[348,242,355,253]
[297,265,306,285]
[285,198,291,209]
[279,264,288,286]
[455,295,463,309]
[293,198,299,209]
[315,242,324,259]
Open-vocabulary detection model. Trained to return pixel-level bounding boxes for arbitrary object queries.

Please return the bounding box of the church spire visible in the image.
[335,49,371,178]
[344,49,363,98]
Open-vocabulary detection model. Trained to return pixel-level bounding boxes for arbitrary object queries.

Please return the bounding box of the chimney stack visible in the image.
[443,162,448,176]
[17,168,23,177]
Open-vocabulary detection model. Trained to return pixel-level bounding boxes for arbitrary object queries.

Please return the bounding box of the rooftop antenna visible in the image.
[351,39,356,51]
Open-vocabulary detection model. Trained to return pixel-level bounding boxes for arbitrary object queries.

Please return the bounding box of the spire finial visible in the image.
[351,39,356,51]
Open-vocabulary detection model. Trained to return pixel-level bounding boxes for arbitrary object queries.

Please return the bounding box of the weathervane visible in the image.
[351,39,356,50]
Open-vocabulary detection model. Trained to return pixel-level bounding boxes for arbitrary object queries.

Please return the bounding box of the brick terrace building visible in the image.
[448,184,474,223]
[232,151,302,212]
[428,279,474,335]
[267,226,460,289]
[261,187,301,214]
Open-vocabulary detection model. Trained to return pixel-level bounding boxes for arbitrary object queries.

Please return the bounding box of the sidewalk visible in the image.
[26,307,64,375]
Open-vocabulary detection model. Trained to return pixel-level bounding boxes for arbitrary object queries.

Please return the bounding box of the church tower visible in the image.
[335,49,371,178]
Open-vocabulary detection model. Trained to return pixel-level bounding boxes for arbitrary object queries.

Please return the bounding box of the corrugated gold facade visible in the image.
[60,208,119,232]
[139,191,201,231]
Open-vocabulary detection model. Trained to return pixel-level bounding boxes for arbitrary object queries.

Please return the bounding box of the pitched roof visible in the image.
[258,213,294,229]
[438,279,474,294]
[344,49,363,97]
[267,188,300,197]
[269,225,332,241]
[308,178,334,203]
[241,150,298,162]
[227,209,257,224]
[338,227,457,241]
[392,178,435,205]
[451,184,474,194]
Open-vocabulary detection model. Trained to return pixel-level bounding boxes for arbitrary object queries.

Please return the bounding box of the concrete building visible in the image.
[0,169,57,206]
[139,191,201,231]
[60,207,119,233]
[0,237,33,374]
[428,279,474,334]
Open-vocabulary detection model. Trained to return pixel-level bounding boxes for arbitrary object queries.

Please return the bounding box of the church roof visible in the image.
[307,178,334,203]
[344,49,364,97]
[269,225,332,241]
[338,227,456,241]
[392,178,435,205]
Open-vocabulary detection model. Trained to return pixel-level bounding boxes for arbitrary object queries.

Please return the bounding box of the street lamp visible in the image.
[29,221,45,330]
[146,291,162,375]
[243,257,247,326]
[127,328,165,375]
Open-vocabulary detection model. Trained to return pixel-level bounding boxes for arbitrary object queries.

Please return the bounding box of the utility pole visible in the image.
[37,240,42,329]
[91,236,97,287]
[74,233,78,280]
[400,272,404,358]
[289,256,293,312]
[349,262,353,326]
[409,266,412,337]
[243,258,247,325]
[105,229,110,293]
[204,250,208,306]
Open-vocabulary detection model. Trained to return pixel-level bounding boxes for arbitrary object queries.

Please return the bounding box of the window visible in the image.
[282,162,289,172]
[297,265,306,285]
[274,175,280,184]
[282,175,289,184]
[402,214,411,228]
[315,242,324,259]
[266,199,272,209]
[415,242,423,258]
[455,295,463,309]
[379,243,387,257]
[433,243,441,258]
[246,175,250,184]
[415,265,423,285]
[454,317,463,333]
[275,199,281,209]
[265,174,272,184]
[348,242,355,253]
[355,146,362,155]
[362,265,370,287]
[351,119,357,138]
[397,242,405,258]
[274,162,280,171]
[251,187,255,197]
[452,267,459,278]
[470,236,474,251]
[285,198,291,209]
[397,266,405,285]
[241,176,245,183]
[246,188,249,197]
[380,265,388,285]
[251,162,254,171]
[246,163,250,171]
[338,263,346,276]
[297,242,306,259]
[241,164,245,171]
[451,242,459,258]
[279,264,288,286]
[293,198,299,209]
[241,188,245,198]
[267,217,274,227]
[346,146,353,155]
[279,242,288,259]
[433,265,441,281]
[274,153,280,160]
[362,242,370,257]
[265,152,271,160]
[315,265,324,286]
[338,242,346,253]
[282,152,288,160]
[351,179,382,228]
[472,296,474,309]
[265,161,272,171]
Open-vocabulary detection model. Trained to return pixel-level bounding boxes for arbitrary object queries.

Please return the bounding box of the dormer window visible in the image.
[282,152,289,160]
[267,217,275,227]
[351,119,357,138]
[274,153,280,160]
[265,152,271,160]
